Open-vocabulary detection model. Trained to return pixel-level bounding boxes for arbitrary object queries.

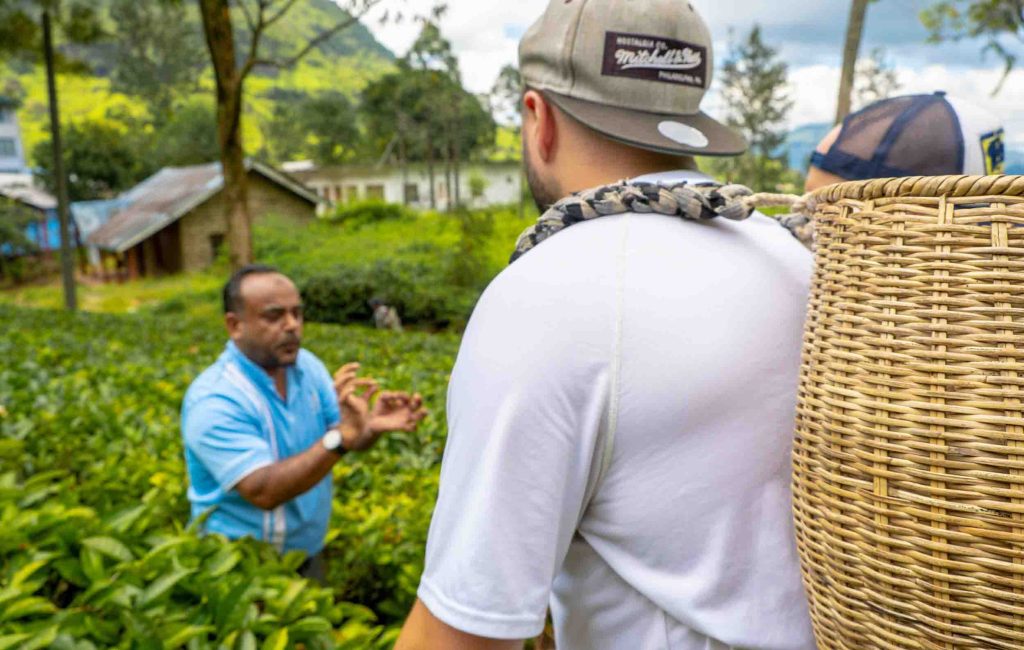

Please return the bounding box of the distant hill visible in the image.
[3,0,396,163]
[784,123,1024,176]
[783,123,831,173]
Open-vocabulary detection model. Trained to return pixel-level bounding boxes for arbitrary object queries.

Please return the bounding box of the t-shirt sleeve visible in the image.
[311,358,341,428]
[417,280,612,639]
[182,393,275,492]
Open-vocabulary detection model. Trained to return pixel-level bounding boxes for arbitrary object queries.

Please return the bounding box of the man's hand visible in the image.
[333,363,426,451]
[334,362,379,451]
[369,391,426,434]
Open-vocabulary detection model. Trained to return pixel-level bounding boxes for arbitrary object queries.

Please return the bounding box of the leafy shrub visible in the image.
[300,259,477,330]
[0,305,460,645]
[325,201,415,229]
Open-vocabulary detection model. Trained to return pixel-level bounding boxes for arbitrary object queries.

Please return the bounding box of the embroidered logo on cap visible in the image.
[602,31,707,88]
[981,129,1006,175]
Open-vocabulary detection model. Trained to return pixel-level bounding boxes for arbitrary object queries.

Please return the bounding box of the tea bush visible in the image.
[0,305,459,647]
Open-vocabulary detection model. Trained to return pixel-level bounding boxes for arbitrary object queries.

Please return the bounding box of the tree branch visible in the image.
[264,0,302,28]
[251,0,385,70]
[239,0,269,81]
[236,0,257,33]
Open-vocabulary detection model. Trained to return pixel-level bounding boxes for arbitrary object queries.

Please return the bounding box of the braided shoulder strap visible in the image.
[510,181,813,264]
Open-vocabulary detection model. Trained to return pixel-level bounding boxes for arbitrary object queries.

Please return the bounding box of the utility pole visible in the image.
[42,8,77,311]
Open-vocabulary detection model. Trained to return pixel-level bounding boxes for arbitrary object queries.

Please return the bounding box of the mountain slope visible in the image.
[3,1,396,165]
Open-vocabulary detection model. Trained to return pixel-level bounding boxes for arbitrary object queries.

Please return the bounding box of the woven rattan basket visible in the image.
[793,175,1024,649]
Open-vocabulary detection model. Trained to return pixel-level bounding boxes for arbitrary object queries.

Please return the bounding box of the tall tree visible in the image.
[836,0,873,123]
[264,89,361,165]
[33,119,154,201]
[922,0,1024,94]
[195,0,387,269]
[718,26,794,191]
[853,46,901,110]
[0,0,103,310]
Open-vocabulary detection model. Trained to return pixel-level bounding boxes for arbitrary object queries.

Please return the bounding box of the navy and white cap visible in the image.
[811,92,1006,179]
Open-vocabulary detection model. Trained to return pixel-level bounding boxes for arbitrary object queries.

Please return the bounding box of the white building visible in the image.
[0,96,30,185]
[285,161,523,211]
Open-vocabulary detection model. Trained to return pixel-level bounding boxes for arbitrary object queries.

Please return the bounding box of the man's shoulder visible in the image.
[183,356,252,416]
[296,349,329,378]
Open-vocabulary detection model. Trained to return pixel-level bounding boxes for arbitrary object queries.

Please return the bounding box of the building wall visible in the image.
[178,173,315,273]
[299,163,522,211]
[0,106,27,174]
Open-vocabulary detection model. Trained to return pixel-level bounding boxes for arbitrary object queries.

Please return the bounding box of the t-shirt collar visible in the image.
[629,169,715,185]
[224,340,303,397]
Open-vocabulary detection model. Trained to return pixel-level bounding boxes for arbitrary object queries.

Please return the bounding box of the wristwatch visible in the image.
[322,428,347,456]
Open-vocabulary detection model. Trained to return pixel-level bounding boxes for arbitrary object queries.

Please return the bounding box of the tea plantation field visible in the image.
[0,304,460,649]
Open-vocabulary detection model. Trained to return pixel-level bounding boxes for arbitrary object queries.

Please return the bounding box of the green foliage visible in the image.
[0,197,38,282]
[262,90,360,166]
[325,200,414,228]
[0,303,460,645]
[33,117,154,200]
[718,25,794,191]
[253,206,534,330]
[148,97,221,168]
[107,0,206,122]
[921,0,1023,93]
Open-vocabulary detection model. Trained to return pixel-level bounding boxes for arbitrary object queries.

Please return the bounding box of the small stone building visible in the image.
[90,161,319,278]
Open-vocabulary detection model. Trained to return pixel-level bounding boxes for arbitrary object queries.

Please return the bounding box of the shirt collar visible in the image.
[629,169,715,185]
[224,340,304,396]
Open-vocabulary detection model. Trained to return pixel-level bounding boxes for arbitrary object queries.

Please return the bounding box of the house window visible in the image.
[210,233,225,260]
[365,184,385,201]
[333,185,343,202]
[0,110,10,124]
[404,183,419,203]
[345,185,359,202]
[0,138,15,157]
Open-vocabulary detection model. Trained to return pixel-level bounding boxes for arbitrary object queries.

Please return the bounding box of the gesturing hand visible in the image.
[333,363,379,451]
[369,391,427,434]
[332,363,427,452]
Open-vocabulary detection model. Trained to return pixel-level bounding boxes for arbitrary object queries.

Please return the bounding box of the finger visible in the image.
[333,371,359,392]
[363,383,381,405]
[333,363,360,381]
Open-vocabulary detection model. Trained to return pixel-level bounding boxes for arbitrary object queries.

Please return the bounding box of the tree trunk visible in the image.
[197,0,252,269]
[42,9,76,311]
[427,131,436,210]
[835,0,869,124]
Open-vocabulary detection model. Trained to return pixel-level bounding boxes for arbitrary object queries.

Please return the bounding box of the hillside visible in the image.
[2,0,396,166]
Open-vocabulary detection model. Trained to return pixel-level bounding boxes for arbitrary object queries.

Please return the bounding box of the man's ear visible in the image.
[225,312,242,340]
[523,89,557,163]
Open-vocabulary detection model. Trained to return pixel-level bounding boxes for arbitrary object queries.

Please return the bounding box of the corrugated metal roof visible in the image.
[0,184,57,211]
[88,161,320,254]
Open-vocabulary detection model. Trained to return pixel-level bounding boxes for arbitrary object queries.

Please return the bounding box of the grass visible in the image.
[0,270,223,316]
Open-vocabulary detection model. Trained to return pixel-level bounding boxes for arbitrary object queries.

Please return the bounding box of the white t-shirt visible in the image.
[418,170,817,649]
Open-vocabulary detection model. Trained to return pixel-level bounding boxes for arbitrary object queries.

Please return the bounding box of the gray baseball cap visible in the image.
[519,0,746,157]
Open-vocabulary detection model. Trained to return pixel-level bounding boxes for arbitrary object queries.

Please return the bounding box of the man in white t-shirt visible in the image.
[396,1,817,648]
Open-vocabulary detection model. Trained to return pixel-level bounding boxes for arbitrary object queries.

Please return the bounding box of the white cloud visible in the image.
[357,0,1024,143]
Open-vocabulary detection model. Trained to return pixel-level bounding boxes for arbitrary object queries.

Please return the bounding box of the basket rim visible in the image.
[811,174,1024,203]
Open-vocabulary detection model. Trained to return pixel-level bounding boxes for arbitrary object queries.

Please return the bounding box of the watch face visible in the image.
[323,429,343,452]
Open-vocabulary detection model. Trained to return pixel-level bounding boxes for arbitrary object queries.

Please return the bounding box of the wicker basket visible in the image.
[794,176,1024,649]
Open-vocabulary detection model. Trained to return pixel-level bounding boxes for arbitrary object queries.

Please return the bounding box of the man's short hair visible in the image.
[223,264,281,314]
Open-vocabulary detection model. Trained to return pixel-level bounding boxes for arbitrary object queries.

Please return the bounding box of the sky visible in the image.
[357,0,1024,145]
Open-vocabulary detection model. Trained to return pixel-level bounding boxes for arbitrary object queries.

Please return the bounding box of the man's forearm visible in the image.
[396,600,523,650]
[235,442,339,510]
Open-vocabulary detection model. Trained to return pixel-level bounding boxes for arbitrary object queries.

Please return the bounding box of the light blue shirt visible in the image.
[181,341,341,555]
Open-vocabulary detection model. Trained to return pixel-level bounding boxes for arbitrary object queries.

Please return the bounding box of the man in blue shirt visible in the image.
[182,264,425,581]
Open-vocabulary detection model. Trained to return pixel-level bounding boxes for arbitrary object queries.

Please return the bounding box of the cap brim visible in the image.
[544,91,747,157]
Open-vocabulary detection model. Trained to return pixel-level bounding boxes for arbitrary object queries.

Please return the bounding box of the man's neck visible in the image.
[562,157,699,196]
